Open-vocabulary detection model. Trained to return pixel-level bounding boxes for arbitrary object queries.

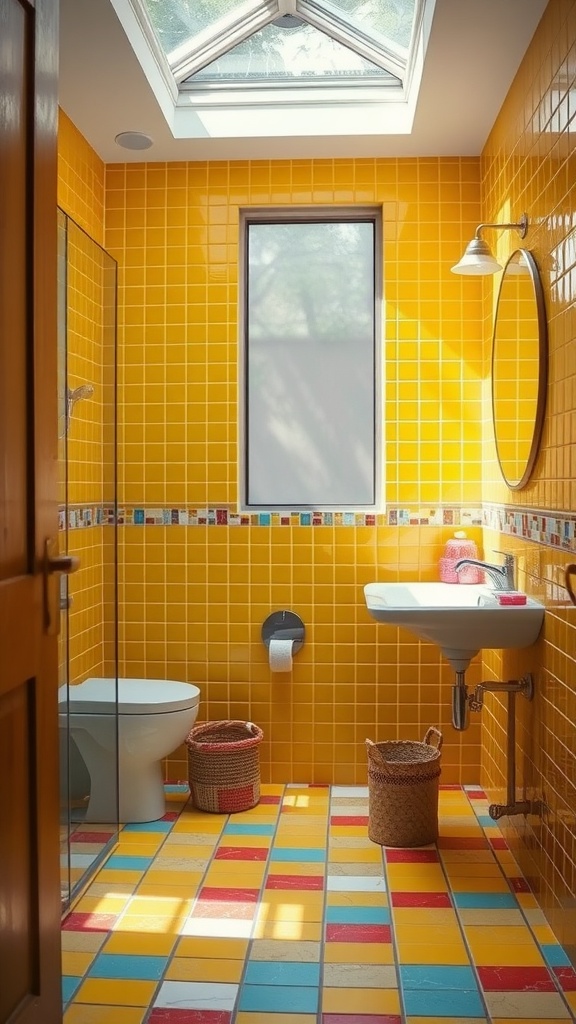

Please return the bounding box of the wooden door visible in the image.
[0,0,62,1022]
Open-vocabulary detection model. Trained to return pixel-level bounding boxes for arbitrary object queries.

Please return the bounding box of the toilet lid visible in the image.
[62,678,201,715]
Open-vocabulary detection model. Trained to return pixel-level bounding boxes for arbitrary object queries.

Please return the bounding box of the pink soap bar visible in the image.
[497,593,527,605]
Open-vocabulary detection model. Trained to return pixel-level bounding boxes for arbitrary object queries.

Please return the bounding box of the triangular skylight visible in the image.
[109,0,434,141]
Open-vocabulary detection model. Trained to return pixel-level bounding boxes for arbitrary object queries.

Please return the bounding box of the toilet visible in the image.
[61,677,200,823]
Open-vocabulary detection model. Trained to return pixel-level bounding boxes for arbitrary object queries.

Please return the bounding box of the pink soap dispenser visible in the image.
[439,531,482,584]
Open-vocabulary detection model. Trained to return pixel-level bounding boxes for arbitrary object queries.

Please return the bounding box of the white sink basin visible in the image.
[364,582,544,671]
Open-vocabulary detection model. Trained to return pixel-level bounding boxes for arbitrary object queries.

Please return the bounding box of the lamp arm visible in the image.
[475,213,528,240]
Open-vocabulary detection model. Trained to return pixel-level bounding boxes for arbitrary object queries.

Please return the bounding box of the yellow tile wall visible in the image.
[479,0,576,954]
[104,157,487,785]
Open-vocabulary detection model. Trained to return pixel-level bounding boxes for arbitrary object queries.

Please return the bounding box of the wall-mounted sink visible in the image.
[364,582,544,672]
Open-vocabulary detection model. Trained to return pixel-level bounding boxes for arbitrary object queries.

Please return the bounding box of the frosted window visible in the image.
[242,212,380,509]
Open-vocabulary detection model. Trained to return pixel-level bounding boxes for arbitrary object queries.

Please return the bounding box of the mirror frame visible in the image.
[491,248,548,491]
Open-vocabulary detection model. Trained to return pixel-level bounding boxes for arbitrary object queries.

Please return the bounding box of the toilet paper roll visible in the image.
[269,637,294,672]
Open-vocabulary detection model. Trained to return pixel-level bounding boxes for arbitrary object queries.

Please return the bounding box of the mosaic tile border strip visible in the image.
[61,505,483,529]
[60,503,576,553]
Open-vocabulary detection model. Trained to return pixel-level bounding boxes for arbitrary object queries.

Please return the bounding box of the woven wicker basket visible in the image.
[186,720,263,813]
[366,727,443,848]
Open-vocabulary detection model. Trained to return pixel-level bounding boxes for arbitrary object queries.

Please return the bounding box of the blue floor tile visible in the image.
[270,847,326,862]
[238,985,319,1013]
[244,961,320,986]
[62,976,82,1003]
[104,855,154,870]
[325,905,390,924]
[223,823,276,836]
[476,815,499,828]
[88,954,168,980]
[403,988,485,1017]
[400,964,478,989]
[453,891,518,909]
[540,943,573,967]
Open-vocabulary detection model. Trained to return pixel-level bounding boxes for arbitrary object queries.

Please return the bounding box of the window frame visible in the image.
[238,205,383,512]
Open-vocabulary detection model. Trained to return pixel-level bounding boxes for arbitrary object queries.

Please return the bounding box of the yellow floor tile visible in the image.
[73,979,157,1006]
[565,993,576,1013]
[114,834,164,849]
[449,875,511,892]
[442,862,506,877]
[165,956,244,982]
[172,820,226,833]
[464,924,540,944]
[96,870,145,885]
[328,847,382,863]
[203,865,266,881]
[395,924,463,944]
[112,912,189,935]
[124,896,194,917]
[102,932,177,956]
[136,883,201,898]
[64,1007,145,1023]
[438,825,483,836]
[73,896,131,915]
[491,1020,573,1024]
[142,870,202,887]
[61,951,97,975]
[440,849,495,863]
[252,920,322,941]
[256,902,323,924]
[260,784,285,794]
[392,908,457,925]
[322,987,400,1014]
[175,935,249,958]
[385,874,448,892]
[259,890,324,907]
[516,892,540,909]
[329,826,369,837]
[323,942,394,964]
[469,942,545,966]
[397,942,469,964]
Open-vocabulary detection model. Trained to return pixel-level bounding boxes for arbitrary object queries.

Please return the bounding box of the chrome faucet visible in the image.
[454,553,516,591]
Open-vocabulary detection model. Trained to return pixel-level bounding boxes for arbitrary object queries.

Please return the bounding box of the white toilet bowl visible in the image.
[62,678,200,823]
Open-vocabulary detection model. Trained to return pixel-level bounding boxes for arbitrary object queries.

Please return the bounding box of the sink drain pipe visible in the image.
[451,672,534,820]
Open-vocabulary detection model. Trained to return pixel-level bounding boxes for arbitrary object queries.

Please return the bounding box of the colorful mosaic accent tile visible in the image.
[59,502,576,554]
[62,783,576,1023]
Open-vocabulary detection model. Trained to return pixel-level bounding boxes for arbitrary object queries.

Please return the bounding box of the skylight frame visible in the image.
[110,0,433,141]
[168,0,410,87]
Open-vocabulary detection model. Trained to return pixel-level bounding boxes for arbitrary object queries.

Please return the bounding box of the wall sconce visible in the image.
[451,213,528,275]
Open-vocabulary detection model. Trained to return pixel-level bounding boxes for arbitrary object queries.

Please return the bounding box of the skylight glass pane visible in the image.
[322,0,416,50]
[188,22,397,82]
[143,0,241,54]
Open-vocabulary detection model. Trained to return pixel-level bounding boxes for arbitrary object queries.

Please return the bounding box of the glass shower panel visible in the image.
[58,211,119,910]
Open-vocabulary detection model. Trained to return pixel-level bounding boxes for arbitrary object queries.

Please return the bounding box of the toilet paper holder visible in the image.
[261,610,305,654]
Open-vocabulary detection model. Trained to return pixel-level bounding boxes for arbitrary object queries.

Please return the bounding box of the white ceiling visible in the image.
[58,0,548,162]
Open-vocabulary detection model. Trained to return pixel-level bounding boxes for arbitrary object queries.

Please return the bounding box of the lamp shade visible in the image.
[451,237,502,275]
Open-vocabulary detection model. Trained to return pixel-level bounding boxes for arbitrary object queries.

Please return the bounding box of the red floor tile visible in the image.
[489,837,508,850]
[554,966,576,990]
[259,795,281,804]
[62,913,117,932]
[385,849,439,863]
[477,966,556,991]
[330,816,369,825]
[325,923,391,943]
[391,892,452,908]
[198,887,260,902]
[149,1012,231,1023]
[214,846,268,861]
[266,874,324,890]
[466,789,487,799]
[509,876,532,892]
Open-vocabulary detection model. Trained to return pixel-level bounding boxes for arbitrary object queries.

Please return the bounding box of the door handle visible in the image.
[43,538,80,633]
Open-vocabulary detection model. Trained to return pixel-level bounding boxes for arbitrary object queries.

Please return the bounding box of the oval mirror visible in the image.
[491,248,548,490]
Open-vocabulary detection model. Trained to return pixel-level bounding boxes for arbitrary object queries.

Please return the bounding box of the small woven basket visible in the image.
[186,720,263,813]
[366,727,443,848]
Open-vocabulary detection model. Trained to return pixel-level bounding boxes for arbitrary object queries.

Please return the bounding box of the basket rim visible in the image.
[187,719,263,752]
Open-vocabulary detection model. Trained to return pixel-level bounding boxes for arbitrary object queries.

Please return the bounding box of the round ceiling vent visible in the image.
[114,131,154,150]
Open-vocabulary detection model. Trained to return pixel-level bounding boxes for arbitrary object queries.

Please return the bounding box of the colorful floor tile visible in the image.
[61,783,576,1023]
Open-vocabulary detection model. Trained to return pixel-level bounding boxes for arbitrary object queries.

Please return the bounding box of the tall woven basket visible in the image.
[186,720,263,813]
[366,727,443,848]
